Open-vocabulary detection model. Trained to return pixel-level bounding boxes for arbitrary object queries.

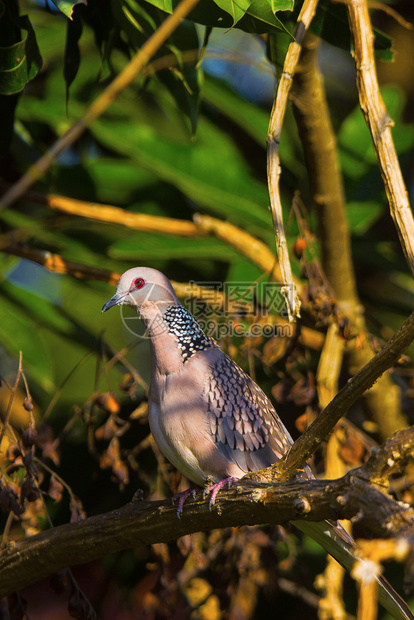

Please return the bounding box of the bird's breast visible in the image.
[147,362,212,485]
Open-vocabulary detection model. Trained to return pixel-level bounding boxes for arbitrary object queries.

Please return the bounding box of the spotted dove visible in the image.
[102,267,413,620]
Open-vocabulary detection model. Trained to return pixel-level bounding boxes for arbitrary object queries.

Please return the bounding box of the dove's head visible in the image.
[101,267,179,314]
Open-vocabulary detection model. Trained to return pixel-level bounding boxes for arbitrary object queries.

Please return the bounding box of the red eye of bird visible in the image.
[132,277,146,290]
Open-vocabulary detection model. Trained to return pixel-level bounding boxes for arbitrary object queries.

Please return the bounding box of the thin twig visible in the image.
[367,2,412,30]
[194,214,286,283]
[0,241,250,301]
[278,578,321,611]
[0,0,201,212]
[346,0,414,277]
[103,341,149,392]
[46,194,200,237]
[266,0,319,321]
[1,196,285,282]
[0,244,120,284]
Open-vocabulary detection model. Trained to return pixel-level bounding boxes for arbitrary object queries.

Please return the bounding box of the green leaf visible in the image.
[91,114,272,235]
[346,201,383,235]
[0,15,42,95]
[17,15,42,82]
[113,0,156,46]
[51,0,85,20]
[202,74,269,145]
[64,5,83,97]
[108,233,240,260]
[227,257,262,281]
[164,20,201,134]
[113,0,202,132]
[212,0,252,28]
[201,74,303,176]
[199,25,213,64]
[0,293,55,391]
[267,0,294,13]
[232,0,292,33]
[143,0,290,34]
[52,159,156,205]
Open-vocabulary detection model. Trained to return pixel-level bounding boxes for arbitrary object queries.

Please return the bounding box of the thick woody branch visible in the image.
[0,427,413,599]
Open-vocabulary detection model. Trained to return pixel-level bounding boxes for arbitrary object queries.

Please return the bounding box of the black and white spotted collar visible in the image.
[163,305,214,363]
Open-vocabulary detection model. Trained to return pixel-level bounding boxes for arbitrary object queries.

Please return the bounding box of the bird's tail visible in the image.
[294,520,413,620]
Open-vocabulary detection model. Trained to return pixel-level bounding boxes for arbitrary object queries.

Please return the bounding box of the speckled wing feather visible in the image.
[206,353,293,474]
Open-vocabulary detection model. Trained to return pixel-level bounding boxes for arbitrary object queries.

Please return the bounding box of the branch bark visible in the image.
[346,0,414,279]
[266,0,320,321]
[1,427,413,599]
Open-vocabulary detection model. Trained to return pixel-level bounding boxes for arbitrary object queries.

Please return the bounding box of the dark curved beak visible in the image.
[101,293,124,314]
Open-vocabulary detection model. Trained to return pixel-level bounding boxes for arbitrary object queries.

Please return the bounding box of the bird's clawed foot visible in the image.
[172,488,197,518]
[203,477,237,509]
[172,477,237,517]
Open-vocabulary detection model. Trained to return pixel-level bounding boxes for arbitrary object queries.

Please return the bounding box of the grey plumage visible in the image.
[102,266,413,620]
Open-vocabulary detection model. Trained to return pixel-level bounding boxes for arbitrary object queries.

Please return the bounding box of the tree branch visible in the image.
[346,0,414,278]
[271,312,414,480]
[266,0,319,321]
[1,428,413,599]
[47,194,200,237]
